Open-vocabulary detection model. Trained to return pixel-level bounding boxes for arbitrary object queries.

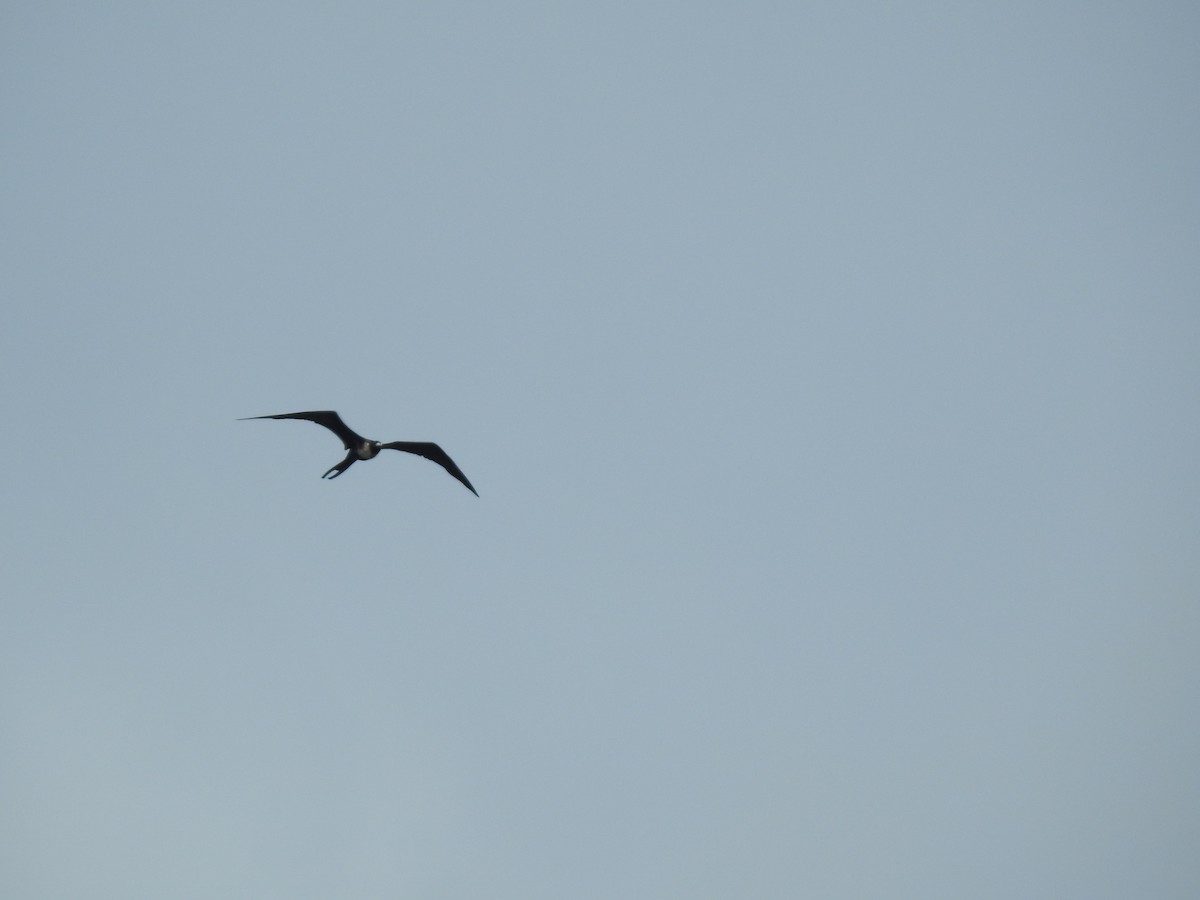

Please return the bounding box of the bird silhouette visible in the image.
[239,410,477,495]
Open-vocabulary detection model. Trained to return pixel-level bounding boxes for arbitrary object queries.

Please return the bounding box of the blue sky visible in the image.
[2,3,1198,898]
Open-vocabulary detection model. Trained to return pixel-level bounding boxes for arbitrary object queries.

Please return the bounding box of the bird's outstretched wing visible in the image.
[380,441,478,496]
[238,410,365,451]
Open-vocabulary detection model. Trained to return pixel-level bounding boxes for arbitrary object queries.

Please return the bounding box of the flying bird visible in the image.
[239,410,478,495]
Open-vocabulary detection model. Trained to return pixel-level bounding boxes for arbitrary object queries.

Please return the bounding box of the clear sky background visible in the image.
[2,3,1198,898]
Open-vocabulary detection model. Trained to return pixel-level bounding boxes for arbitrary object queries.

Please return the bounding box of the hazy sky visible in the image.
[2,3,1198,898]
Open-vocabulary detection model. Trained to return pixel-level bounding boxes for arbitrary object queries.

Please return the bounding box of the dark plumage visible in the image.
[239,410,477,495]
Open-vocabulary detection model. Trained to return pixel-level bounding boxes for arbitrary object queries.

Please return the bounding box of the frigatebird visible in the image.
[239,410,477,495]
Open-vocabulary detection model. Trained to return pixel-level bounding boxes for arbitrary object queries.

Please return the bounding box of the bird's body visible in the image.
[239,410,477,495]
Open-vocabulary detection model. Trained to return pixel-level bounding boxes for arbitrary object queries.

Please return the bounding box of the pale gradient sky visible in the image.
[2,3,1198,898]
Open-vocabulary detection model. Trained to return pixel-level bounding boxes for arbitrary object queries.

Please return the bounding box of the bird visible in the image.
[239,410,478,495]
